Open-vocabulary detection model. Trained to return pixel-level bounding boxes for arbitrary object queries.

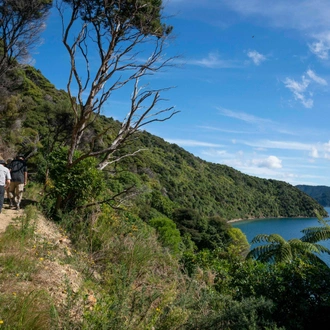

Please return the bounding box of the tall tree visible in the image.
[0,0,52,80]
[56,0,178,169]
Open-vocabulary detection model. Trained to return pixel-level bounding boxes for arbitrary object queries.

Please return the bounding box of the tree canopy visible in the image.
[0,0,52,80]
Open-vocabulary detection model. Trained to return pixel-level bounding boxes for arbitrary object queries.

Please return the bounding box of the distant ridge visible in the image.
[296,185,330,207]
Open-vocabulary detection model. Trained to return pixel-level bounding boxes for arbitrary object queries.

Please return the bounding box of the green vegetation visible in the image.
[1,63,326,221]
[0,64,329,328]
[1,5,330,327]
[244,213,330,329]
[296,184,330,206]
[0,207,58,329]
[0,204,279,329]
[121,133,327,219]
[0,0,52,80]
[248,233,330,265]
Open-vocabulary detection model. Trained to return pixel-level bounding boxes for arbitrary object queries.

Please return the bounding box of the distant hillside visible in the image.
[0,64,327,220]
[296,185,330,207]
[117,131,328,220]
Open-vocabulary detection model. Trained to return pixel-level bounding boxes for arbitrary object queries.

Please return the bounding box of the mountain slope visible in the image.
[296,185,330,207]
[118,131,327,220]
[0,64,327,220]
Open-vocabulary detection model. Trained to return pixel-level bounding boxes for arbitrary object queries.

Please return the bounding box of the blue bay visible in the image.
[232,207,330,265]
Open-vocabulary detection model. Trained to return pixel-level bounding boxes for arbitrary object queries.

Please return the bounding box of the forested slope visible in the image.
[0,65,327,221]
[2,3,330,329]
[296,185,330,207]
[118,131,327,219]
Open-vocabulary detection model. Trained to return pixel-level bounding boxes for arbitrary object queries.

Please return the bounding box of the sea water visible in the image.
[232,207,330,265]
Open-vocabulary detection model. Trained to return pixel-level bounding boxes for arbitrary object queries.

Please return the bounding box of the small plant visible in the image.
[17,205,38,237]
[0,254,37,282]
[0,290,58,330]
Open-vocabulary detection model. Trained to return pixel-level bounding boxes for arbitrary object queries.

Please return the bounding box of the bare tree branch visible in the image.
[76,184,138,210]
[56,0,178,169]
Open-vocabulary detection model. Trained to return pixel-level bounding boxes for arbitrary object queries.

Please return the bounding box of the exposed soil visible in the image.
[0,201,93,324]
[0,207,23,232]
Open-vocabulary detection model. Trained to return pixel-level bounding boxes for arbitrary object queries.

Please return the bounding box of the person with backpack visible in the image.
[8,154,27,210]
[0,159,11,213]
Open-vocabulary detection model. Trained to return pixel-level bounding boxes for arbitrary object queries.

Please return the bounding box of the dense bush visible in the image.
[41,148,106,215]
[149,216,182,254]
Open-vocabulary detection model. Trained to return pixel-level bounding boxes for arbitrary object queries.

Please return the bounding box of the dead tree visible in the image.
[57,0,179,169]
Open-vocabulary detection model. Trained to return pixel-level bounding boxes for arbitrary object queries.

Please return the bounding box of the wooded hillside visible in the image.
[0,64,327,220]
[296,185,330,207]
[2,3,330,329]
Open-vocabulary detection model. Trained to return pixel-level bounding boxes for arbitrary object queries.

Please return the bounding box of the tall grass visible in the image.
[0,291,58,330]
[0,206,59,329]
[0,201,281,329]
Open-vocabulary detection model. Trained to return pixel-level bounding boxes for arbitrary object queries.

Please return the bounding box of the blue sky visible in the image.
[33,0,330,186]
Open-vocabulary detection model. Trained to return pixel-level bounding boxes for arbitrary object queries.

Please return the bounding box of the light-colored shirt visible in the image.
[0,165,11,186]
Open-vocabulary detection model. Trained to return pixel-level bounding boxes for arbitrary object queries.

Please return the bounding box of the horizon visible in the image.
[32,1,330,186]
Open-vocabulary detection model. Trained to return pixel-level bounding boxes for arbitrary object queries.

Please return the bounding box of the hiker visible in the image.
[8,154,27,210]
[5,159,12,203]
[0,159,11,214]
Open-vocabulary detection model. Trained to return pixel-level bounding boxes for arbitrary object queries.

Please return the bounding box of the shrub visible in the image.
[149,216,182,254]
[41,147,106,215]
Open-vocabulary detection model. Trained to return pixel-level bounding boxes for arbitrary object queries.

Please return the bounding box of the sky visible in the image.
[32,0,330,187]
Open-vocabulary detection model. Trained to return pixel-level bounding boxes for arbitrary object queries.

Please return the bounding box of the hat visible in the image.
[17,154,25,159]
[0,159,5,164]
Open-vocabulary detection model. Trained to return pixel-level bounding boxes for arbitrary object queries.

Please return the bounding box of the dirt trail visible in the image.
[0,207,23,232]
[0,201,87,321]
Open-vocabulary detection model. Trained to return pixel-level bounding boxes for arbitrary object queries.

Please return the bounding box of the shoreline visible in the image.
[227,217,275,224]
[227,215,316,224]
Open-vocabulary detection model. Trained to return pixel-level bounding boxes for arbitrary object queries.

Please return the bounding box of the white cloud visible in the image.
[201,149,229,158]
[309,32,330,59]
[216,107,303,136]
[218,107,273,124]
[165,139,224,148]
[198,125,254,134]
[243,139,330,162]
[310,146,319,158]
[244,139,313,151]
[188,52,239,68]
[247,50,266,65]
[283,76,313,108]
[252,155,282,169]
[324,141,330,152]
[284,76,309,94]
[306,69,328,85]
[283,70,326,109]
